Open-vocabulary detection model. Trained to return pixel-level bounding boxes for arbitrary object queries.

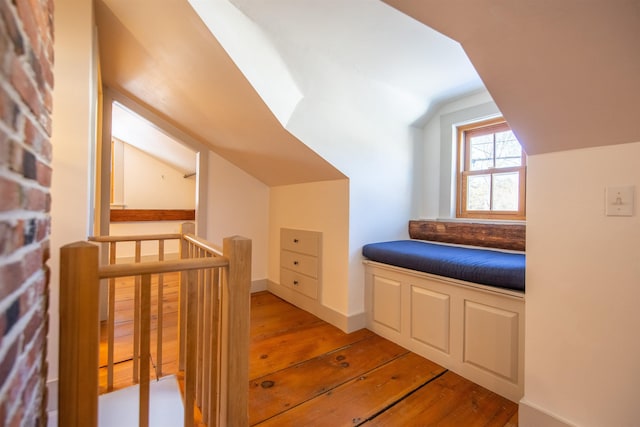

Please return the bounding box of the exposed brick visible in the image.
[10,56,40,119]
[21,244,42,279]
[0,0,53,420]
[8,138,23,173]
[0,127,9,166]
[40,239,49,263]
[0,340,18,386]
[15,0,39,54]
[35,217,49,242]
[0,175,20,211]
[0,220,24,256]
[7,401,22,427]
[40,138,51,162]
[22,308,42,344]
[4,298,20,336]
[38,47,53,89]
[35,158,51,186]
[0,261,23,300]
[22,147,36,179]
[0,84,20,131]
[43,83,52,113]
[23,186,46,211]
[0,0,25,58]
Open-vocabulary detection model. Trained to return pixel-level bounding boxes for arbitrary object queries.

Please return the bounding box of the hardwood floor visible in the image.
[100,274,518,426]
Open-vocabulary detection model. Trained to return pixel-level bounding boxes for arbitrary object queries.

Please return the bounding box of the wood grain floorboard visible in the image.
[101,279,518,426]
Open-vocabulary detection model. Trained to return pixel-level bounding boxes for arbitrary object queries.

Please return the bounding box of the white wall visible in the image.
[49,0,96,383]
[269,179,349,313]
[420,90,497,219]
[522,142,640,426]
[206,151,269,282]
[118,142,196,209]
[110,142,197,259]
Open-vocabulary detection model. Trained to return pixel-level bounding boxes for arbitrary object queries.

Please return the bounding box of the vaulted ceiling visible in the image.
[96,0,640,185]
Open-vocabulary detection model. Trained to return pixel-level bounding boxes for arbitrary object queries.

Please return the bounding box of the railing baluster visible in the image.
[139,273,152,427]
[184,268,198,427]
[196,255,204,410]
[157,239,164,378]
[107,241,116,391]
[133,240,142,383]
[179,222,195,371]
[207,266,221,425]
[201,264,212,425]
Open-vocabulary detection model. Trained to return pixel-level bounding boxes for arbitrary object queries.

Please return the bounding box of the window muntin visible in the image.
[457,118,526,220]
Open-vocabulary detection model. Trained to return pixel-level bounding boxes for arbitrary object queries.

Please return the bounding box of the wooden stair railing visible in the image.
[58,223,251,427]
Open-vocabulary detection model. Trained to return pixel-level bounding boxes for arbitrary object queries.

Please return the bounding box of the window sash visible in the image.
[457,118,526,220]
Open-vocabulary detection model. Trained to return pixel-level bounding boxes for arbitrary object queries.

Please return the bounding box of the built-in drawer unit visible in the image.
[280,228,322,300]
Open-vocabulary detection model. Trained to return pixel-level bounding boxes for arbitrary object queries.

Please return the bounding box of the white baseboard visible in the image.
[267,280,366,333]
[251,279,268,293]
[519,399,577,427]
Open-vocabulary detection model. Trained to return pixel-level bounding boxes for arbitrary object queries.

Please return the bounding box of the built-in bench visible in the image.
[362,220,525,402]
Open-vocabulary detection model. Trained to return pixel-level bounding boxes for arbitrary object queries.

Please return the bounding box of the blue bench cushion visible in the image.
[362,240,525,292]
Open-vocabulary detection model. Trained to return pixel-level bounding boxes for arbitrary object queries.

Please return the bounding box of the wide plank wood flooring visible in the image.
[100,274,518,426]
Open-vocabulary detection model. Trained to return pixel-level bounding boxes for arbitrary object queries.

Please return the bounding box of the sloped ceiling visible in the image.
[95,0,484,186]
[95,0,344,186]
[383,0,640,155]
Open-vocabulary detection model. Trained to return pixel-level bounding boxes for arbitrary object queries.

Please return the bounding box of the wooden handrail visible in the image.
[182,232,223,256]
[89,233,181,242]
[98,257,227,278]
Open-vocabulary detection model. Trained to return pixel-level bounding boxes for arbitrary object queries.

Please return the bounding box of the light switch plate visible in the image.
[606,186,635,216]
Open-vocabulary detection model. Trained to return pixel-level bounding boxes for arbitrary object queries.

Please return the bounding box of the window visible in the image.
[457,118,526,220]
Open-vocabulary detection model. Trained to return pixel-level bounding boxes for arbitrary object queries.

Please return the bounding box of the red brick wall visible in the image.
[0,0,54,425]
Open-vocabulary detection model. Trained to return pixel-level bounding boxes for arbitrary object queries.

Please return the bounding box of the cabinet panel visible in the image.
[411,286,450,353]
[464,301,519,383]
[372,275,401,332]
[280,250,318,278]
[281,228,320,256]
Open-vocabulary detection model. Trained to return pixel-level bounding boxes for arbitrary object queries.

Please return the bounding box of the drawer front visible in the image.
[281,250,318,278]
[280,268,318,299]
[281,228,320,256]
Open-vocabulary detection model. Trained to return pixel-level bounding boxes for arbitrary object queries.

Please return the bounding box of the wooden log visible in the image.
[59,242,100,427]
[408,220,526,251]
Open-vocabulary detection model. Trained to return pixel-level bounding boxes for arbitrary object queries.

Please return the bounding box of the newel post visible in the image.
[221,236,251,427]
[58,241,100,427]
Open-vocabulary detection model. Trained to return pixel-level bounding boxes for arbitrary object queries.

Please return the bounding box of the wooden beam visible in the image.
[409,220,525,251]
[110,209,195,222]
